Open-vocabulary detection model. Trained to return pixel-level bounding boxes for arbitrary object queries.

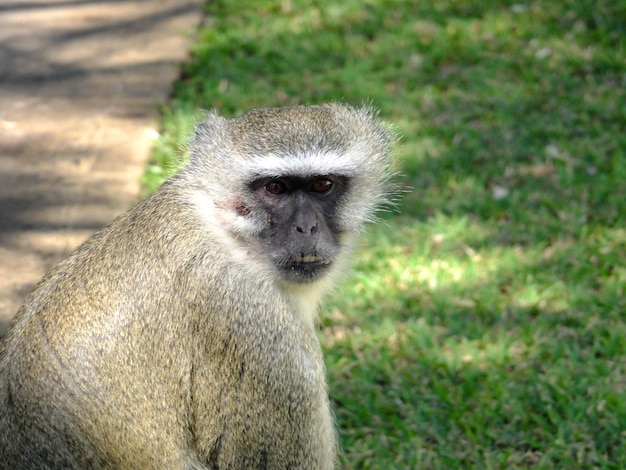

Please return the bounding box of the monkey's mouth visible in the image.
[283,256,332,279]
[293,255,323,264]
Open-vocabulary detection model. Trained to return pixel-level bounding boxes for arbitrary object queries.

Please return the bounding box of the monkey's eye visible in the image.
[265,180,288,195]
[310,178,333,194]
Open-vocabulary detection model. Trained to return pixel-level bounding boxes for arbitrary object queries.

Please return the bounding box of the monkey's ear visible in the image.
[196,111,227,136]
[191,112,229,159]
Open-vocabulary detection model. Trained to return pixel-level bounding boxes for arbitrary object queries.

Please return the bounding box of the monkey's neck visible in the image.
[278,281,331,327]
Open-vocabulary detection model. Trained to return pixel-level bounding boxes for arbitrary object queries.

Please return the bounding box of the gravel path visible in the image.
[0,0,205,334]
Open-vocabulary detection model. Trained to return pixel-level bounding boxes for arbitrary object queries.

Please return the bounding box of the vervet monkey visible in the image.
[0,103,394,469]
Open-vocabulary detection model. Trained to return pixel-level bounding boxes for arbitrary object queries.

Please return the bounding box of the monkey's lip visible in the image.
[293,255,324,264]
[278,256,332,282]
[285,256,332,272]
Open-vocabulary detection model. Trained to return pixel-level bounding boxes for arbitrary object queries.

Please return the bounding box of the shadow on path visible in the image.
[0,0,205,334]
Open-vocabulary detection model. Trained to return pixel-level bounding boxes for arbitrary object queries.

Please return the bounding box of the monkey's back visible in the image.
[0,182,207,467]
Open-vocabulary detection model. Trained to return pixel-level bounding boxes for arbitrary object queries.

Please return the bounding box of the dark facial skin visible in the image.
[252,175,348,283]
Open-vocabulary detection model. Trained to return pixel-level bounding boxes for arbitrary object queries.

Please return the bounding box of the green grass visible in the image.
[145,0,626,467]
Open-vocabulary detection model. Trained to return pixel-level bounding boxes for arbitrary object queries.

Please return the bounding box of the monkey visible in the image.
[0,103,394,469]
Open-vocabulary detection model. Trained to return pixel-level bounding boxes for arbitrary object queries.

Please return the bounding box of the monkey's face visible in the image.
[189,104,393,289]
[250,174,348,284]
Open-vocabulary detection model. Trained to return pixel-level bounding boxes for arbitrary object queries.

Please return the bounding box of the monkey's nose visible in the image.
[295,223,318,235]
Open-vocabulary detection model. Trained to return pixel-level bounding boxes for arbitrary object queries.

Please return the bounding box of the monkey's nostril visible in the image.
[294,225,318,235]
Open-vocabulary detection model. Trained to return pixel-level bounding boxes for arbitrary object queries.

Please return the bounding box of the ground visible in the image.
[0,0,205,335]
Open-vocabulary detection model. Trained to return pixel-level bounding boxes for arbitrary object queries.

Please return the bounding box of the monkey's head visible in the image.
[185,103,395,287]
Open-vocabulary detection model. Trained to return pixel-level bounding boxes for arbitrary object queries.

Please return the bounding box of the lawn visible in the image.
[145,1,626,468]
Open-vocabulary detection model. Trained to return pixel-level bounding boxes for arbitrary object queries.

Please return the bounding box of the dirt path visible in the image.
[0,1,205,335]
